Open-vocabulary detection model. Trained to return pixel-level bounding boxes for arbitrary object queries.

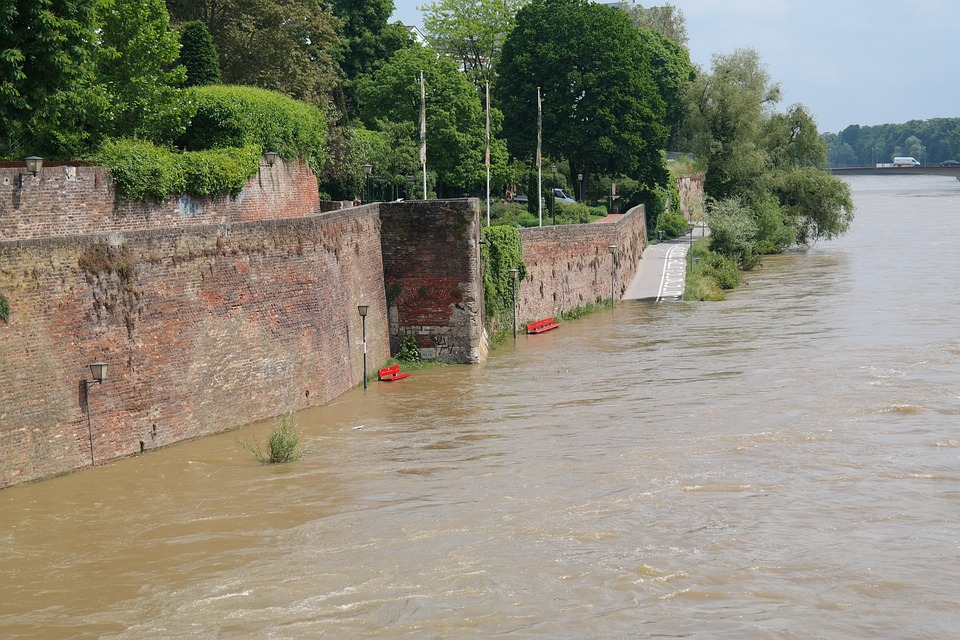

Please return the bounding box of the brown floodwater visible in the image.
[1,175,959,638]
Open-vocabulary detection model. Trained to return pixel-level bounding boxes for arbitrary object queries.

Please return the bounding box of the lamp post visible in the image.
[608,244,617,309]
[577,172,583,202]
[551,163,558,225]
[509,268,519,338]
[83,362,108,465]
[361,163,373,202]
[358,304,369,389]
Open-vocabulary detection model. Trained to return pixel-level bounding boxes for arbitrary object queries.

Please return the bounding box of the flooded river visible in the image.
[1,175,959,638]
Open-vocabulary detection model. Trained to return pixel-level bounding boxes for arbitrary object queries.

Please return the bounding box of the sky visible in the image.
[389,0,960,134]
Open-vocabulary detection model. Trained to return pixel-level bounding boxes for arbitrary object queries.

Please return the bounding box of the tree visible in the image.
[619,1,688,49]
[683,48,780,202]
[687,48,853,250]
[498,0,668,194]
[354,45,487,196]
[166,0,343,109]
[0,0,101,156]
[642,28,695,149]
[420,0,527,87]
[330,0,411,82]
[95,0,187,143]
[178,20,220,86]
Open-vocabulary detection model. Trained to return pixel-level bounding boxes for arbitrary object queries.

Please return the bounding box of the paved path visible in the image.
[623,224,706,301]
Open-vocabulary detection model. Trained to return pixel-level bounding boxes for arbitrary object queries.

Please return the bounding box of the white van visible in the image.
[893,156,921,167]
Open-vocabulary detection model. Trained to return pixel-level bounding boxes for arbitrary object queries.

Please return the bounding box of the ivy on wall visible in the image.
[0,292,9,323]
[481,225,527,339]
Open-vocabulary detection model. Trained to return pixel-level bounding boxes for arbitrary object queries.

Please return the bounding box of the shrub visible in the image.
[655,211,688,239]
[178,85,327,173]
[97,138,260,199]
[179,21,220,87]
[97,139,185,200]
[396,333,422,362]
[238,413,307,464]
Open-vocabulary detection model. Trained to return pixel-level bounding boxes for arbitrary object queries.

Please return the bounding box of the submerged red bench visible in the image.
[526,317,560,334]
[378,365,411,381]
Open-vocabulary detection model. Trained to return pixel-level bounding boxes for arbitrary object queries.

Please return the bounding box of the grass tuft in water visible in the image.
[238,413,308,464]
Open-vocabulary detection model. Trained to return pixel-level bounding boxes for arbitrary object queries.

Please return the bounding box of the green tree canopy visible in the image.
[420,0,527,87]
[166,0,342,110]
[498,0,669,194]
[95,0,187,143]
[178,20,220,87]
[687,48,853,252]
[330,0,411,82]
[0,0,101,156]
[619,1,688,49]
[354,45,487,196]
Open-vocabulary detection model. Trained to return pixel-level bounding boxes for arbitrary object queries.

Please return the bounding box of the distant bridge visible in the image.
[830,166,960,177]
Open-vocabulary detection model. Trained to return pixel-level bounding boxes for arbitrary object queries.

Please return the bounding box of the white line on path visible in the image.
[657,244,685,301]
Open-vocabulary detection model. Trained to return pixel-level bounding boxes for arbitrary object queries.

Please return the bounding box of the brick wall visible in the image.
[379,199,486,364]
[517,205,647,324]
[0,158,320,242]
[0,206,388,488]
[677,174,706,222]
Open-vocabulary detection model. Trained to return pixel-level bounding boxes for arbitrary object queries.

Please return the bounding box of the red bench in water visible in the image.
[378,365,411,381]
[526,317,560,334]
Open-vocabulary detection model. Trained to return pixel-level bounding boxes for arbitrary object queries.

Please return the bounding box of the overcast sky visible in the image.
[389,0,960,134]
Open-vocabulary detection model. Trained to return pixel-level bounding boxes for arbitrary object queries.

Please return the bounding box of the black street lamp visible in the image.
[577,172,583,202]
[358,304,369,389]
[361,163,373,202]
[83,362,108,465]
[509,268,519,337]
[608,244,617,309]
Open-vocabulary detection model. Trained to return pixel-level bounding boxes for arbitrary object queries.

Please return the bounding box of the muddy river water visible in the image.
[1,175,958,638]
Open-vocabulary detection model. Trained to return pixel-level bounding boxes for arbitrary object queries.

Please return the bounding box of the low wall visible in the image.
[517,205,647,324]
[0,159,320,242]
[0,207,388,488]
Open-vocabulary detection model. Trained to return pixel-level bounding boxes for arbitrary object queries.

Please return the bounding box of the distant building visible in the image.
[405,25,428,46]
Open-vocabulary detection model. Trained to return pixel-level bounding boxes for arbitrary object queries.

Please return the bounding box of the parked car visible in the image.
[552,188,576,204]
[939,160,960,167]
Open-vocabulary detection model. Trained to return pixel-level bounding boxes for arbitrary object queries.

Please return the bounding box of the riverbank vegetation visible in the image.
[681,49,853,299]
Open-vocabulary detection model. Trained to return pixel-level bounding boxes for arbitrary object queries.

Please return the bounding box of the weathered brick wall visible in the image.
[0,206,388,488]
[0,159,320,242]
[517,205,647,324]
[379,199,486,364]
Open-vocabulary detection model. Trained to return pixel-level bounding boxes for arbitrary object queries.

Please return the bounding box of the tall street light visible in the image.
[609,244,618,308]
[358,304,369,389]
[509,269,519,337]
[83,362,108,465]
[577,172,583,202]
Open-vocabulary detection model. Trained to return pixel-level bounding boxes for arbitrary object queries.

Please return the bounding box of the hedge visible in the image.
[97,139,260,200]
[178,85,327,173]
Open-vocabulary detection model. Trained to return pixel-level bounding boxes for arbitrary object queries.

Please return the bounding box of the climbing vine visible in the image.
[0,292,9,323]
[481,225,527,339]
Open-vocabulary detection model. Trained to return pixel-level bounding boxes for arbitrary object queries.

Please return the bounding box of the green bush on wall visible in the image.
[481,225,527,338]
[97,139,260,200]
[0,293,9,323]
[178,85,327,174]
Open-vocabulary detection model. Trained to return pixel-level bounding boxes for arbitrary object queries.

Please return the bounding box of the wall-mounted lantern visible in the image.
[263,151,279,167]
[19,156,44,188]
